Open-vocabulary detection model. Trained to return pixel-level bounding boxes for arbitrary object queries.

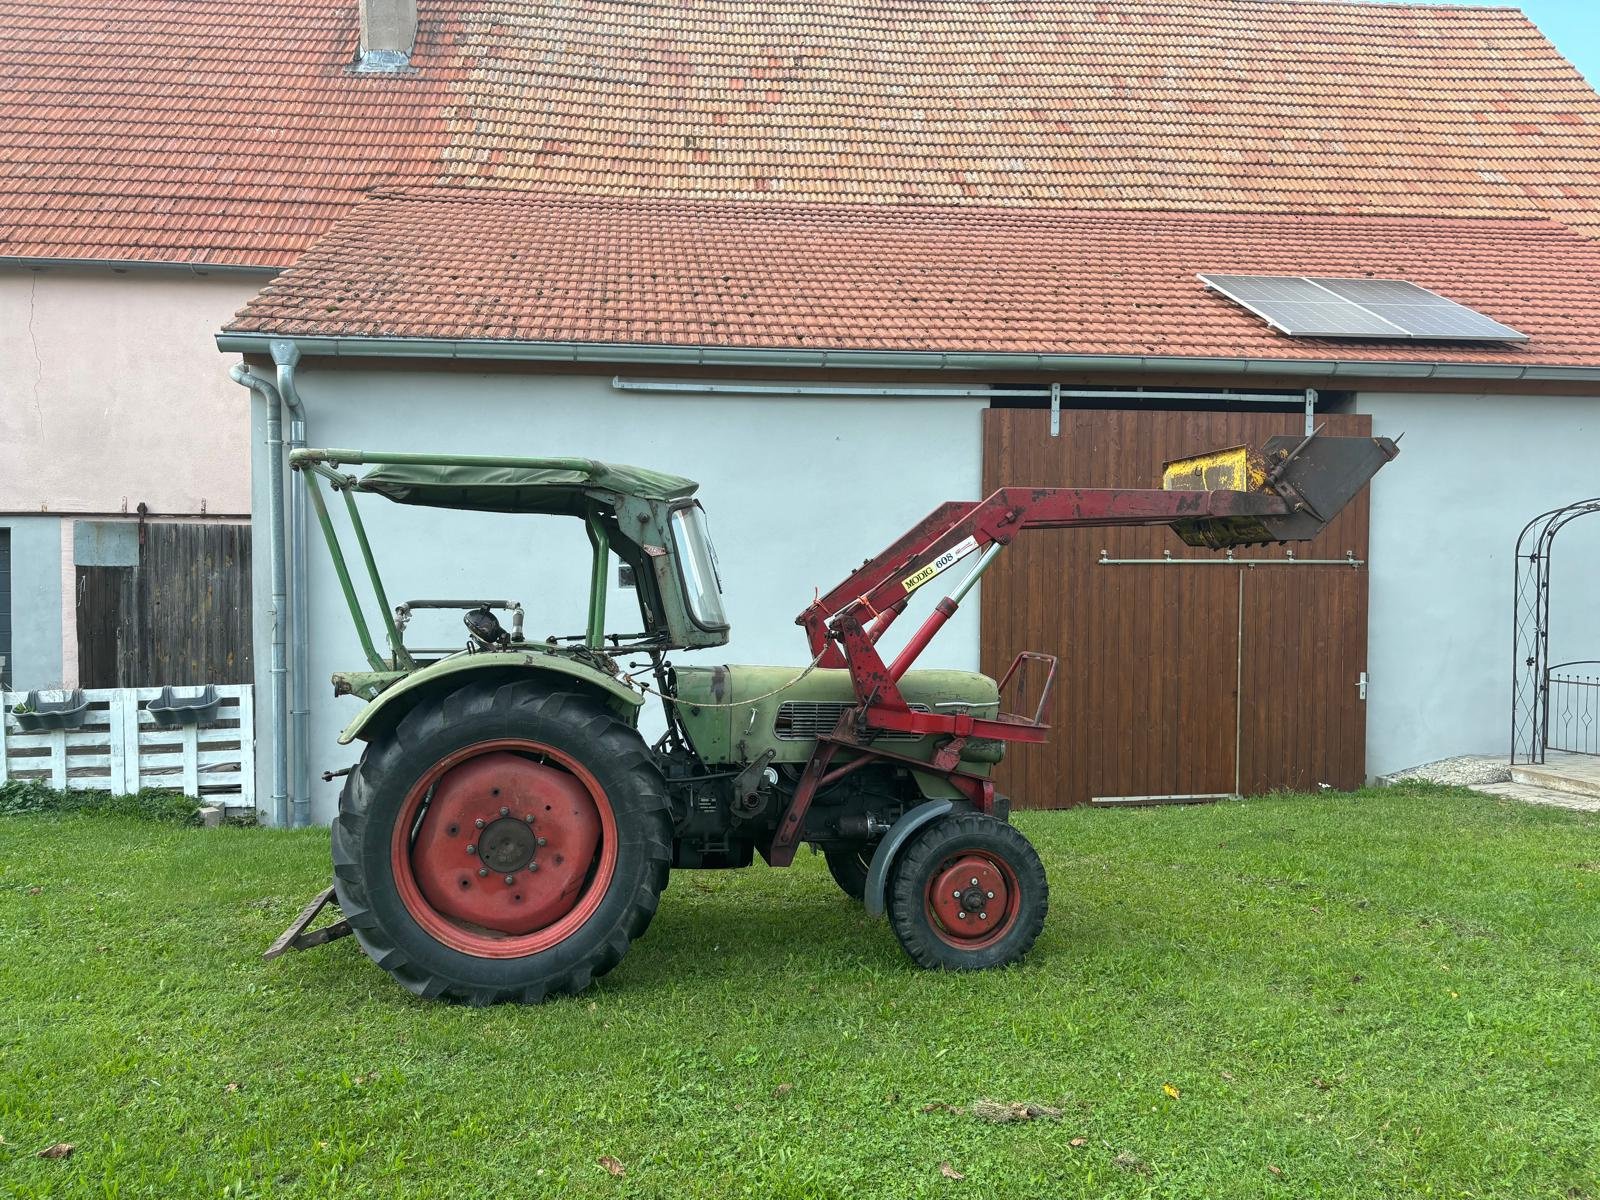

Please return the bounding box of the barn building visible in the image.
[4,1,1599,820]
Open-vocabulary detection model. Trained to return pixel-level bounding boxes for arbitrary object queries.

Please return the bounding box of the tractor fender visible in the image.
[863,799,955,919]
[337,650,644,745]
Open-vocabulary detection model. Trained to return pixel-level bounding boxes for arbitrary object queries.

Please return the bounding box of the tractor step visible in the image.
[263,885,353,960]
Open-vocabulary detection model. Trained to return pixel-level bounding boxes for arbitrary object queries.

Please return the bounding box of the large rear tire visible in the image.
[886,813,1047,970]
[330,680,671,1005]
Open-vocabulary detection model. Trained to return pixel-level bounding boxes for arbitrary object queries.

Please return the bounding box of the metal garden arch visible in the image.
[1511,498,1600,763]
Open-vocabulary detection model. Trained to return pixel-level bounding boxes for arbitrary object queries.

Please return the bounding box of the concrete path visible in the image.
[1481,751,1600,813]
[1386,752,1600,814]
[1469,780,1600,813]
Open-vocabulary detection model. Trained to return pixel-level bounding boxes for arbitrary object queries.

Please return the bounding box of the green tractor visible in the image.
[274,435,1396,1004]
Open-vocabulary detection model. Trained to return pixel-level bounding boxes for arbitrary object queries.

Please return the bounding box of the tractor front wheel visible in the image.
[886,813,1047,970]
[331,680,671,1004]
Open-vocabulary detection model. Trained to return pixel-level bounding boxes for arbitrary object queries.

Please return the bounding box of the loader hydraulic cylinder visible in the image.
[887,542,1004,680]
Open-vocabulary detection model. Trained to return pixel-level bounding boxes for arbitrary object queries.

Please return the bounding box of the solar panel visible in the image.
[1198,274,1528,342]
[1307,277,1529,341]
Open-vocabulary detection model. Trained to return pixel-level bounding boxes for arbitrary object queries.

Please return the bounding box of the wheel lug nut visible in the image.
[979,912,988,920]
[504,875,515,885]
[524,814,535,823]
[528,861,539,872]
[478,868,489,878]
[500,807,509,817]
[986,890,994,899]
[970,877,979,886]
[952,890,961,898]
[466,844,477,855]
[474,818,485,829]
[958,911,967,919]
[536,837,547,847]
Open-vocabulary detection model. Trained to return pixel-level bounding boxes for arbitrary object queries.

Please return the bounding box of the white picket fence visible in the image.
[1,686,254,806]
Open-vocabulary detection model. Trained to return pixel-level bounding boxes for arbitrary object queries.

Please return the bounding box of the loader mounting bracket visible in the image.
[263,885,353,960]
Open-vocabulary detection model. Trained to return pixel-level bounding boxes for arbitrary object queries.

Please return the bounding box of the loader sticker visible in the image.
[901,535,980,594]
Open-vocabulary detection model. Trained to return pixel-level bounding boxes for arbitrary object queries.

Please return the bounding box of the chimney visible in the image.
[358,0,417,68]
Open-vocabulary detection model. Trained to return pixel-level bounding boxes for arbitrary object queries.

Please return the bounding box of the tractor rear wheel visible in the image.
[823,844,874,901]
[886,813,1047,970]
[330,680,671,1005]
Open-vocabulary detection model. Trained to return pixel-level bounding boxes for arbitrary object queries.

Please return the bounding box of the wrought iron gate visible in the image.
[1544,662,1600,756]
[1510,499,1600,764]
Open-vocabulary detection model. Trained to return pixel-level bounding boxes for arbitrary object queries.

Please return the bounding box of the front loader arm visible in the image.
[797,486,1294,659]
[771,431,1397,868]
[794,433,1398,704]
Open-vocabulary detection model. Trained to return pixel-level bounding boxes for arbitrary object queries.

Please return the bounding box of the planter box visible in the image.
[146,686,222,728]
[2,685,254,804]
[11,690,89,732]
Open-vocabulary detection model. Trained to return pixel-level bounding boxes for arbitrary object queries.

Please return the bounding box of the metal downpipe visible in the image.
[271,340,312,827]
[228,364,291,829]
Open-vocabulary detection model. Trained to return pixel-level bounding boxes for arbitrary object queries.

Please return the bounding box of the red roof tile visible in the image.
[0,1,460,266]
[6,0,1600,266]
[225,190,1600,366]
[441,0,1600,236]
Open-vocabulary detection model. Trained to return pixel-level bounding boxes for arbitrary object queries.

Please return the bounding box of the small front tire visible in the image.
[886,813,1047,970]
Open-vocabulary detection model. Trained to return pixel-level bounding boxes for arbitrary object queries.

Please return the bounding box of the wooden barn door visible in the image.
[76,521,253,688]
[980,408,1371,808]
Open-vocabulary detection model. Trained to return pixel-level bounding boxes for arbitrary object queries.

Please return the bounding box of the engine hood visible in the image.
[673,664,1000,765]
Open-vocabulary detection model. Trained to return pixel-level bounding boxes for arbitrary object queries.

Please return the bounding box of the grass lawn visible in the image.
[1,784,1597,1199]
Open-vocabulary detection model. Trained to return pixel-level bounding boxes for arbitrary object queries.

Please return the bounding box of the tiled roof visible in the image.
[225,190,1600,367]
[443,0,1600,236]
[6,0,1600,267]
[0,1,459,266]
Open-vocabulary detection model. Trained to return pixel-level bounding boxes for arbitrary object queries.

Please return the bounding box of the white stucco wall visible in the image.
[0,267,262,515]
[247,367,986,824]
[1359,390,1600,776]
[1,266,266,690]
[239,368,1597,820]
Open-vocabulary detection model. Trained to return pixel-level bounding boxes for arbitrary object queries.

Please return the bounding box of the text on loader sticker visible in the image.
[900,535,980,594]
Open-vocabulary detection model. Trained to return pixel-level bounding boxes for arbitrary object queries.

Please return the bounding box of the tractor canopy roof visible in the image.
[354,459,699,515]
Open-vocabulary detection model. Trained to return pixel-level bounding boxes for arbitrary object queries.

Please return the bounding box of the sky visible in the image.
[1367,0,1599,84]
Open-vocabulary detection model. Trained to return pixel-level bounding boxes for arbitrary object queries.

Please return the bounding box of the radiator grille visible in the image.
[774,701,929,741]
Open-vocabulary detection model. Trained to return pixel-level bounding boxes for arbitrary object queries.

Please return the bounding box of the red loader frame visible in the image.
[767,432,1399,864]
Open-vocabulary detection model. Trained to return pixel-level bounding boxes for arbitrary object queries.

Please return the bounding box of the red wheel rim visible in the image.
[390,739,617,958]
[923,851,1022,950]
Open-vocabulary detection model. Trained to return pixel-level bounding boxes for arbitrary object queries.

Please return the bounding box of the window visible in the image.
[669,504,727,629]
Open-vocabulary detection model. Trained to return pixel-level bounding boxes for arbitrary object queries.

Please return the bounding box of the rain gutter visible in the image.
[212,333,1600,384]
[226,366,291,830]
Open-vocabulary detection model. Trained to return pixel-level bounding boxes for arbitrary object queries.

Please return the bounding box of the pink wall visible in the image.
[0,267,264,516]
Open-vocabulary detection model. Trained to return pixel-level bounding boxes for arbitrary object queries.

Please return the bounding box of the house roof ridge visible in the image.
[363,187,1581,231]
[1198,0,1525,11]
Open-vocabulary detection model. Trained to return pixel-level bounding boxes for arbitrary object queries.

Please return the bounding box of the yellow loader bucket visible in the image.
[1161,433,1400,549]
[1161,444,1268,495]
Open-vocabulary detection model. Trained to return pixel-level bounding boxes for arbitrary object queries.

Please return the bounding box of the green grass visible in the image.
[1,784,1597,1199]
